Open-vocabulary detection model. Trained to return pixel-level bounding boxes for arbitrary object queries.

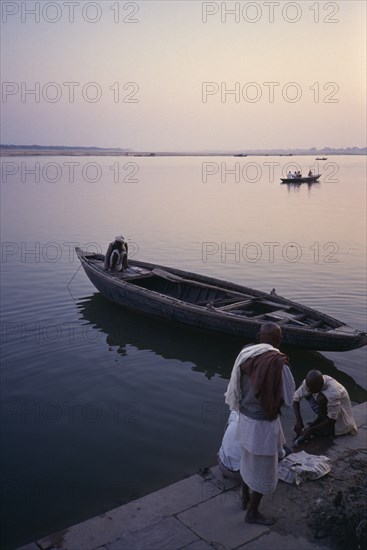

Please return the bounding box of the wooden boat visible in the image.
[316,157,327,160]
[77,294,367,398]
[280,174,321,184]
[76,248,367,352]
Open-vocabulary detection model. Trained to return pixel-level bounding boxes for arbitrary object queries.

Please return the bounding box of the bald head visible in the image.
[306,370,324,393]
[258,322,282,348]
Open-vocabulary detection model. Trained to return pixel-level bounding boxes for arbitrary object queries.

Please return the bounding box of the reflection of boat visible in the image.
[280,174,321,184]
[77,293,236,379]
[77,293,367,400]
[316,157,327,160]
[76,248,367,352]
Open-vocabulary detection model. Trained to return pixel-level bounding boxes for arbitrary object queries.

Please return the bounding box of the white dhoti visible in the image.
[236,412,286,495]
[110,249,127,271]
[240,449,278,495]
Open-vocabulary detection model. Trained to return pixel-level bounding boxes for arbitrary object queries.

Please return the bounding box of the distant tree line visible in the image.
[0,144,128,151]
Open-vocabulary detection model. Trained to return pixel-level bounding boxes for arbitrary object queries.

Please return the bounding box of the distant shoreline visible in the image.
[1,147,366,158]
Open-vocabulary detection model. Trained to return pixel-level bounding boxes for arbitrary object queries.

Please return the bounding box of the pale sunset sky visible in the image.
[0,0,366,150]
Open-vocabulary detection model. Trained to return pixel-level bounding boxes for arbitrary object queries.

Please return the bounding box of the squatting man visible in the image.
[293,370,357,443]
[104,236,128,272]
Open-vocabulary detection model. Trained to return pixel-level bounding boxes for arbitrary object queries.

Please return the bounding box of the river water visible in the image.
[1,155,366,548]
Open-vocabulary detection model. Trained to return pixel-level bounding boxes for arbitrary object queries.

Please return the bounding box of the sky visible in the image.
[0,0,366,151]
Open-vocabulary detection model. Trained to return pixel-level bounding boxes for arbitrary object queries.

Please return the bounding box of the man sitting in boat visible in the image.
[308,170,313,177]
[293,370,357,442]
[287,171,293,179]
[104,236,129,272]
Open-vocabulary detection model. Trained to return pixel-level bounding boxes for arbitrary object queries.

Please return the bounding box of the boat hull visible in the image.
[281,174,321,184]
[76,249,367,352]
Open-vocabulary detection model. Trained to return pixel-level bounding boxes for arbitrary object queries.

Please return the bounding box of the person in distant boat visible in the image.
[287,171,293,179]
[308,170,313,177]
[225,323,295,525]
[104,236,129,271]
[293,371,357,442]
[293,171,298,178]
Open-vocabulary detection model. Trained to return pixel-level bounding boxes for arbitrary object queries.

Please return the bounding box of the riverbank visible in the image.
[1,147,366,157]
[16,402,366,550]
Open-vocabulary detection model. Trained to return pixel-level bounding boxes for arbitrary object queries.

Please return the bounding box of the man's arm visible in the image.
[104,243,113,270]
[300,388,339,437]
[292,379,311,434]
[301,417,336,438]
[293,401,304,434]
[281,364,295,407]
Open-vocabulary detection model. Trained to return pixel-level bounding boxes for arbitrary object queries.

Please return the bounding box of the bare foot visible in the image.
[245,513,276,526]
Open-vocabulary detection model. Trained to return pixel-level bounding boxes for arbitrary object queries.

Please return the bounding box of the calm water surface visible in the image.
[1,155,366,548]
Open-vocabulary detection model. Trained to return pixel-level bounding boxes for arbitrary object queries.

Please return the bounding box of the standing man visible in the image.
[293,370,357,441]
[225,323,295,525]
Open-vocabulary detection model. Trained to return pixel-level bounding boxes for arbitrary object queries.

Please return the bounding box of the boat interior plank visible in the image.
[216,299,255,311]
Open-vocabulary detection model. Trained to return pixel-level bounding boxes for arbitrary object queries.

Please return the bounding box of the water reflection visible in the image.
[77,293,236,379]
[77,293,367,402]
[282,181,321,195]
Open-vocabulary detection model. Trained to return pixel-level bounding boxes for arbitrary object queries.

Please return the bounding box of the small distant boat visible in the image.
[234,153,247,157]
[316,157,327,160]
[280,174,321,184]
[76,248,367,351]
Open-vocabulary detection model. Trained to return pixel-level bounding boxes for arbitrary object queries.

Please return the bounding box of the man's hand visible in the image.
[300,427,313,439]
[294,421,304,435]
[293,426,313,447]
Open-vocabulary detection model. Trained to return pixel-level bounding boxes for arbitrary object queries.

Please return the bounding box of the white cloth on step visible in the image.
[278,450,331,485]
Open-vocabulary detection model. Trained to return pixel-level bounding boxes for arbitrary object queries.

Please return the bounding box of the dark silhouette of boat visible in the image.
[76,248,366,352]
[280,174,321,184]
